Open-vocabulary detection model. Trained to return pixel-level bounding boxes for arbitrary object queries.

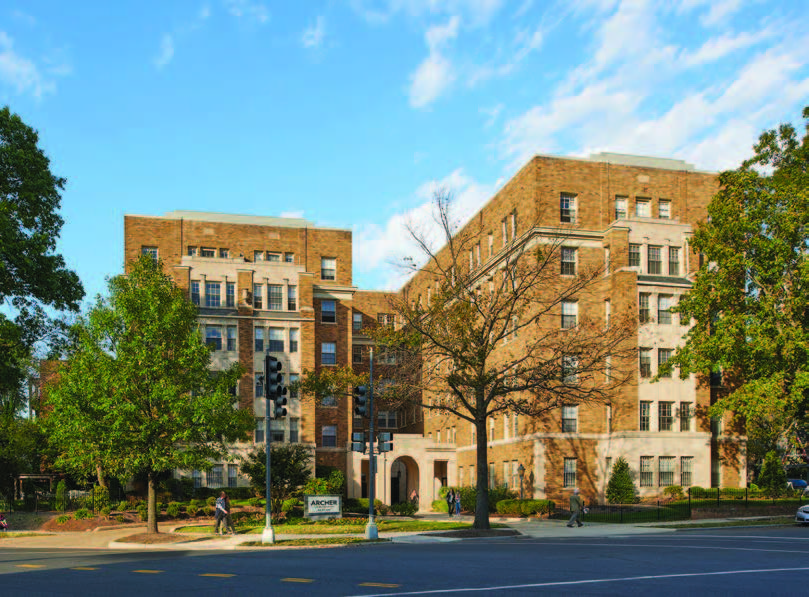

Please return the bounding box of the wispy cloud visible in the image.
[302,16,326,49]
[351,0,503,27]
[678,0,744,28]
[0,31,61,99]
[409,15,460,108]
[154,34,175,69]
[11,10,36,26]
[224,0,269,24]
[479,103,503,128]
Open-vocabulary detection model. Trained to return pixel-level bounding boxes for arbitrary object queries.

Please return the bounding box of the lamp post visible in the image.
[517,463,525,500]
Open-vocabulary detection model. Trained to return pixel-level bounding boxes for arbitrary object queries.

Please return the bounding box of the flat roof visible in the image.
[535,152,711,173]
[128,210,350,232]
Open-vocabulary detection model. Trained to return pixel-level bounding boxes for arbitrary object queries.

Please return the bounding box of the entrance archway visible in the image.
[391,456,419,506]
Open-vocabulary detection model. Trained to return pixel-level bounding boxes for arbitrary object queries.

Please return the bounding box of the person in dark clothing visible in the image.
[446,489,454,518]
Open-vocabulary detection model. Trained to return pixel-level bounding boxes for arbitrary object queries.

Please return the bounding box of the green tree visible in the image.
[0,416,46,499]
[0,106,84,398]
[666,107,809,461]
[240,444,313,515]
[45,256,252,533]
[757,451,788,498]
[605,457,636,504]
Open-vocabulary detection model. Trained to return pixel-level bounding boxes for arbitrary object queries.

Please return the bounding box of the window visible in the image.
[205,326,222,350]
[562,405,578,433]
[648,246,662,274]
[562,355,579,384]
[254,328,264,352]
[606,457,612,475]
[227,326,237,351]
[563,458,577,488]
[322,300,336,323]
[253,284,263,309]
[502,218,507,247]
[560,193,577,223]
[658,295,672,324]
[488,233,493,258]
[471,422,476,445]
[510,212,517,239]
[503,414,510,439]
[205,282,221,307]
[267,252,281,262]
[220,248,229,259]
[489,419,495,441]
[658,348,673,377]
[268,285,283,310]
[679,402,692,431]
[640,401,651,431]
[321,342,336,365]
[639,293,650,323]
[288,374,299,400]
[322,425,337,447]
[561,300,578,329]
[321,257,336,280]
[289,328,299,353]
[668,247,680,276]
[268,328,284,352]
[607,404,612,433]
[187,246,198,257]
[192,469,202,488]
[284,252,294,263]
[615,196,627,219]
[635,198,651,217]
[640,456,653,487]
[629,244,641,267]
[513,414,519,437]
[659,200,671,219]
[271,419,284,443]
[255,419,265,443]
[353,312,363,331]
[287,285,297,311]
[201,247,216,258]
[209,464,223,487]
[639,348,652,378]
[255,374,264,398]
[377,313,394,328]
[378,410,397,429]
[503,462,510,488]
[228,464,237,488]
[489,462,497,489]
[659,402,674,431]
[141,246,158,260]
[659,456,675,487]
[226,282,235,307]
[254,251,265,262]
[681,456,693,487]
[352,345,363,364]
[561,247,577,276]
[710,369,723,387]
[190,281,200,306]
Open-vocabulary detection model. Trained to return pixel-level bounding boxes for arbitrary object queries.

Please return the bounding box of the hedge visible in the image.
[495,499,555,517]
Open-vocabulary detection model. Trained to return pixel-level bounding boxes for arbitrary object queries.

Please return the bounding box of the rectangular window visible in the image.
[513,414,518,437]
[561,247,577,276]
[208,464,223,487]
[254,251,265,262]
[192,469,202,488]
[562,355,579,384]
[560,192,577,223]
[289,328,299,353]
[659,456,675,487]
[563,458,577,488]
[228,464,237,488]
[288,374,299,400]
[254,419,265,444]
[187,246,198,257]
[205,327,222,351]
[271,419,284,443]
[205,282,221,307]
[639,348,651,378]
[640,401,651,431]
[629,244,641,267]
[488,233,493,258]
[284,252,294,263]
[658,348,674,377]
[668,247,680,276]
[255,327,265,352]
[659,402,674,431]
[378,313,394,328]
[615,196,627,220]
[681,456,693,487]
[200,247,216,258]
[639,293,650,323]
[220,248,229,259]
[322,425,337,447]
[190,281,200,306]
[658,295,672,324]
[287,285,297,311]
[268,284,283,310]
[226,282,235,307]
[353,312,363,331]
[503,461,510,488]
[562,405,578,433]
[511,212,517,239]
[268,328,284,352]
[561,300,578,329]
[606,457,613,475]
[253,284,263,309]
[635,198,651,218]
[680,402,692,432]
[648,246,662,274]
[321,257,336,280]
[489,462,497,489]
[321,342,336,365]
[267,252,281,263]
[227,326,237,351]
[255,374,264,398]
[141,246,158,260]
[352,345,363,364]
[289,418,299,443]
[503,414,510,439]
[322,300,336,323]
[640,456,654,487]
[659,200,671,219]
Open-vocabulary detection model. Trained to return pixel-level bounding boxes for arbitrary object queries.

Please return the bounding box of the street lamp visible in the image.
[517,463,525,500]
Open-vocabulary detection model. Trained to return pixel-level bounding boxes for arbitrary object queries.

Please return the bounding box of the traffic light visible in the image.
[353,385,368,417]
[273,390,288,419]
[377,431,392,453]
[264,354,287,418]
[351,431,366,453]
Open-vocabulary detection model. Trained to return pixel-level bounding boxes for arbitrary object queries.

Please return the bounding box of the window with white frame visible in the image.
[489,462,497,488]
[560,193,577,223]
[640,456,653,487]
[254,250,265,262]
[201,247,216,258]
[639,293,650,323]
[321,342,336,365]
[267,252,281,263]
[561,247,577,275]
[190,281,200,306]
[680,456,693,487]
[511,460,520,489]
[503,414,509,439]
[255,420,265,443]
[208,464,223,487]
[563,458,577,488]
[288,374,299,399]
[561,300,578,329]
[205,282,221,307]
[284,252,294,263]
[639,348,652,378]
[635,198,651,217]
[471,422,476,445]
[192,469,202,488]
[658,295,672,324]
[267,284,282,310]
[289,328,299,353]
[289,418,299,443]
[658,348,673,377]
[503,461,510,488]
[659,402,674,431]
[254,328,264,352]
[679,402,692,431]
[268,328,284,352]
[206,326,222,350]
[226,282,235,307]
[287,285,297,311]
[227,326,236,351]
[187,246,198,257]
[321,300,336,323]
[271,419,284,443]
[488,419,495,441]
[562,355,579,384]
[668,247,680,276]
[321,257,336,280]
[141,246,158,260]
[640,401,651,431]
[228,464,238,487]
[321,425,337,447]
[562,405,578,432]
[629,243,641,267]
[512,414,518,437]
[220,248,229,259]
[253,283,263,309]
[659,456,675,487]
[615,196,627,219]
[659,199,671,219]
[255,374,264,398]
[353,312,363,331]
[648,246,662,274]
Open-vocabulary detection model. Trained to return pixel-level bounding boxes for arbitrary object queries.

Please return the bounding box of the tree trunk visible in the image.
[474,402,490,530]
[147,471,158,534]
[95,463,108,490]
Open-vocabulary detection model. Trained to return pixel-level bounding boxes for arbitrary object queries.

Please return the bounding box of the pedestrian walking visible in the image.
[223,492,236,535]
[446,488,454,518]
[0,512,8,532]
[410,488,419,508]
[454,490,461,516]
[567,488,585,528]
[214,491,228,535]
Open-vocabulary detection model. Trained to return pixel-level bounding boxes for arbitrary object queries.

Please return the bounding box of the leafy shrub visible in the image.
[759,451,788,498]
[342,498,362,512]
[55,480,67,513]
[74,508,91,520]
[720,487,748,500]
[206,496,216,507]
[137,505,148,521]
[115,515,125,523]
[302,477,331,495]
[186,504,199,518]
[432,500,448,513]
[247,497,264,508]
[166,502,181,518]
[327,470,345,494]
[663,485,685,500]
[100,506,112,519]
[189,499,200,508]
[495,499,554,517]
[688,486,711,498]
[376,501,390,515]
[390,501,417,516]
[282,498,300,512]
[202,506,213,517]
[116,500,129,513]
[486,486,517,511]
[606,457,636,504]
[93,486,110,511]
[56,514,71,524]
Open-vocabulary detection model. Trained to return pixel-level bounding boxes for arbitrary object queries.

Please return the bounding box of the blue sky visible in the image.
[2,0,807,304]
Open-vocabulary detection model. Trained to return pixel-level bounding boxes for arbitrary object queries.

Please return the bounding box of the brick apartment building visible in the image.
[124,152,746,507]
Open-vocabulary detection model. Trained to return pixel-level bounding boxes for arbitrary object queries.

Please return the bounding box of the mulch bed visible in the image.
[422,529,521,539]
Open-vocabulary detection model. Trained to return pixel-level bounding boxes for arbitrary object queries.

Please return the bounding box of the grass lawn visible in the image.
[175,520,489,535]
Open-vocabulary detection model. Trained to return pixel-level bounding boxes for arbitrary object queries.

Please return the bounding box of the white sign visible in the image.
[304,494,342,520]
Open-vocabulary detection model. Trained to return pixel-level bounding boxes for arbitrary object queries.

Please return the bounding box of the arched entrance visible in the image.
[390,456,419,506]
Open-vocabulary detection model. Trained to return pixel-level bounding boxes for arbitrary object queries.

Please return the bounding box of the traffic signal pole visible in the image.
[366,347,378,540]
[263,352,275,545]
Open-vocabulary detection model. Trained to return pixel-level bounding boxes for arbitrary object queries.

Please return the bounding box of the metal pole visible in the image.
[262,352,275,544]
[366,348,378,540]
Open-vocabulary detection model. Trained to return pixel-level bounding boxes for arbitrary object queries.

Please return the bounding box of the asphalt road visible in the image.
[2,526,808,596]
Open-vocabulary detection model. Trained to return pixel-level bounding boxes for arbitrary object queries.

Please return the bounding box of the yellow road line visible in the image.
[200,573,235,578]
[359,583,400,588]
[71,567,98,571]
[15,564,45,569]
[282,578,315,583]
[133,569,163,574]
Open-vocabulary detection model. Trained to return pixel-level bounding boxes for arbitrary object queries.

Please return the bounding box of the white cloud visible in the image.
[302,16,326,49]
[677,0,743,27]
[0,32,58,98]
[224,0,269,24]
[408,16,460,108]
[351,0,502,27]
[154,34,175,69]
[680,28,774,67]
